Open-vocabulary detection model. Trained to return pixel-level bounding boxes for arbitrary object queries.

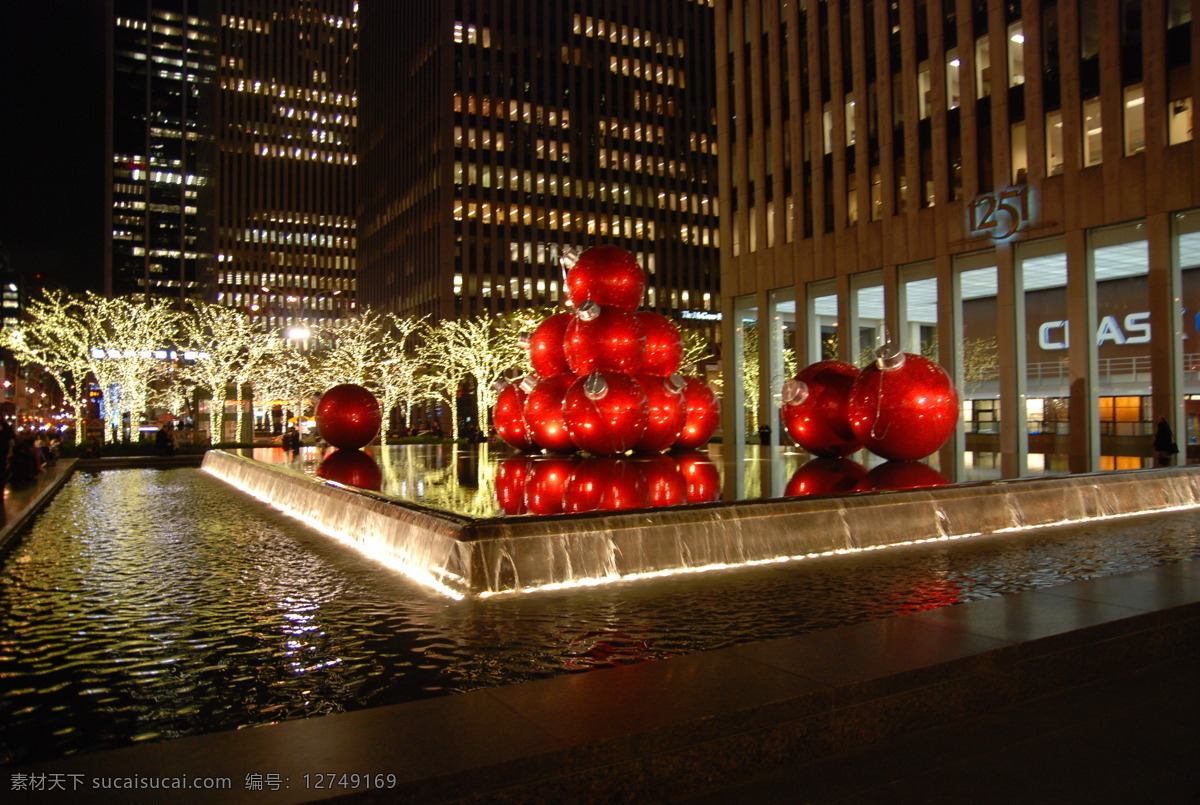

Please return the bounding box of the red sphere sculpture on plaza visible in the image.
[636,311,684,377]
[315,383,382,450]
[524,456,577,515]
[563,302,646,375]
[493,380,536,451]
[316,448,382,491]
[856,460,950,491]
[633,374,687,453]
[528,312,573,377]
[784,457,867,497]
[673,377,720,449]
[781,360,862,458]
[636,453,687,507]
[846,348,959,462]
[673,451,721,504]
[564,458,650,513]
[524,372,577,452]
[495,457,532,515]
[565,245,646,311]
[562,372,649,456]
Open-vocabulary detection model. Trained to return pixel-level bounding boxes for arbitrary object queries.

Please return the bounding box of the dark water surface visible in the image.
[2,467,1198,766]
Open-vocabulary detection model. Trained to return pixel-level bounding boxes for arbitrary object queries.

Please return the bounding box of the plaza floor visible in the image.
[3,461,1199,803]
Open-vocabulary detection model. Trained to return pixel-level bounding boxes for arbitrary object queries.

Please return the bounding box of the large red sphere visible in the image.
[637,312,684,377]
[782,361,862,458]
[784,457,867,497]
[563,305,645,375]
[847,353,959,461]
[562,372,649,456]
[565,245,645,311]
[524,372,577,452]
[495,457,531,514]
[673,450,721,503]
[524,456,577,515]
[635,453,687,507]
[633,374,687,453]
[315,383,382,449]
[856,461,950,491]
[493,381,536,451]
[673,377,720,449]
[529,313,572,378]
[316,448,382,491]
[564,458,649,513]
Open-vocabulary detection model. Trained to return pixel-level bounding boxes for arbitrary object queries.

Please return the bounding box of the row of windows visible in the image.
[453,201,658,239]
[572,14,686,58]
[453,93,571,128]
[220,78,356,108]
[598,149,693,179]
[237,229,355,249]
[255,144,357,165]
[608,55,686,88]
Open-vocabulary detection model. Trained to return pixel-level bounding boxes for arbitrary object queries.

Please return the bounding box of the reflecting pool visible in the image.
[2,466,1198,766]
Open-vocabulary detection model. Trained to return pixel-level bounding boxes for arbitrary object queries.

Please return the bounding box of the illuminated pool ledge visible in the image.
[202,450,1200,599]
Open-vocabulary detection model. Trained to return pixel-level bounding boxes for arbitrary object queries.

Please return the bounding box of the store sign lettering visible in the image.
[1037,312,1151,350]
[967,186,1032,240]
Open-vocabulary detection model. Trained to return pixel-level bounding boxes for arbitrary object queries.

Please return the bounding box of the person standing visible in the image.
[0,417,16,492]
[1153,416,1179,466]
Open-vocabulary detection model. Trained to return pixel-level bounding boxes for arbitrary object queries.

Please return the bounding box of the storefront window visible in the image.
[1175,209,1200,453]
[851,273,885,367]
[767,287,797,449]
[807,280,839,364]
[899,262,937,361]
[956,253,1001,479]
[733,295,760,447]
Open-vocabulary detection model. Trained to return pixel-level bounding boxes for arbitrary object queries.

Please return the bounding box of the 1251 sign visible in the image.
[967,185,1032,240]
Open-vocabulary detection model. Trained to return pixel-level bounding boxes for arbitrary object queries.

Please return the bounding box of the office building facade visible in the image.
[210,0,358,331]
[106,0,216,303]
[720,0,1199,479]
[358,1,721,332]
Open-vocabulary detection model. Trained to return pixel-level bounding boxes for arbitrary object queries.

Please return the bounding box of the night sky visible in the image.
[1,0,107,294]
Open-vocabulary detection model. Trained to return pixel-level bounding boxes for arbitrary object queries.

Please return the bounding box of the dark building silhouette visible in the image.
[358,1,720,331]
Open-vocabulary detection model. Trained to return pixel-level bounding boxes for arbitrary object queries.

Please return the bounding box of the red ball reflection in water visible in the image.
[524,372,577,453]
[673,377,720,450]
[635,453,687,507]
[529,312,572,378]
[564,458,649,513]
[565,245,646,311]
[673,450,721,504]
[856,461,949,491]
[493,382,536,451]
[524,457,578,515]
[315,383,382,450]
[784,457,868,497]
[316,448,382,491]
[495,457,532,514]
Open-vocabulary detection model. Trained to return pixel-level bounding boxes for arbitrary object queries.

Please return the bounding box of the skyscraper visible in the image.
[106,0,216,303]
[210,0,358,332]
[358,1,720,330]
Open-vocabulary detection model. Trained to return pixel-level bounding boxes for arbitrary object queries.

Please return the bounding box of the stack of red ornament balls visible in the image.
[494,245,720,457]
[781,348,959,463]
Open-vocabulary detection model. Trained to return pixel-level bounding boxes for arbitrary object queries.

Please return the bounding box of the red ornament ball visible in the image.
[637,311,684,377]
[633,374,687,453]
[856,461,950,491]
[673,377,720,449]
[524,373,577,453]
[784,457,867,497]
[563,303,646,375]
[562,372,649,456]
[781,361,862,458]
[529,313,573,378]
[316,448,382,491]
[565,245,645,311]
[673,451,721,504]
[315,383,382,449]
[847,352,959,462]
[493,381,536,451]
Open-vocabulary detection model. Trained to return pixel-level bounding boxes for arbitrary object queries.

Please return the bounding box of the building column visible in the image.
[995,243,1028,477]
[1066,228,1098,473]
[1146,212,1184,457]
